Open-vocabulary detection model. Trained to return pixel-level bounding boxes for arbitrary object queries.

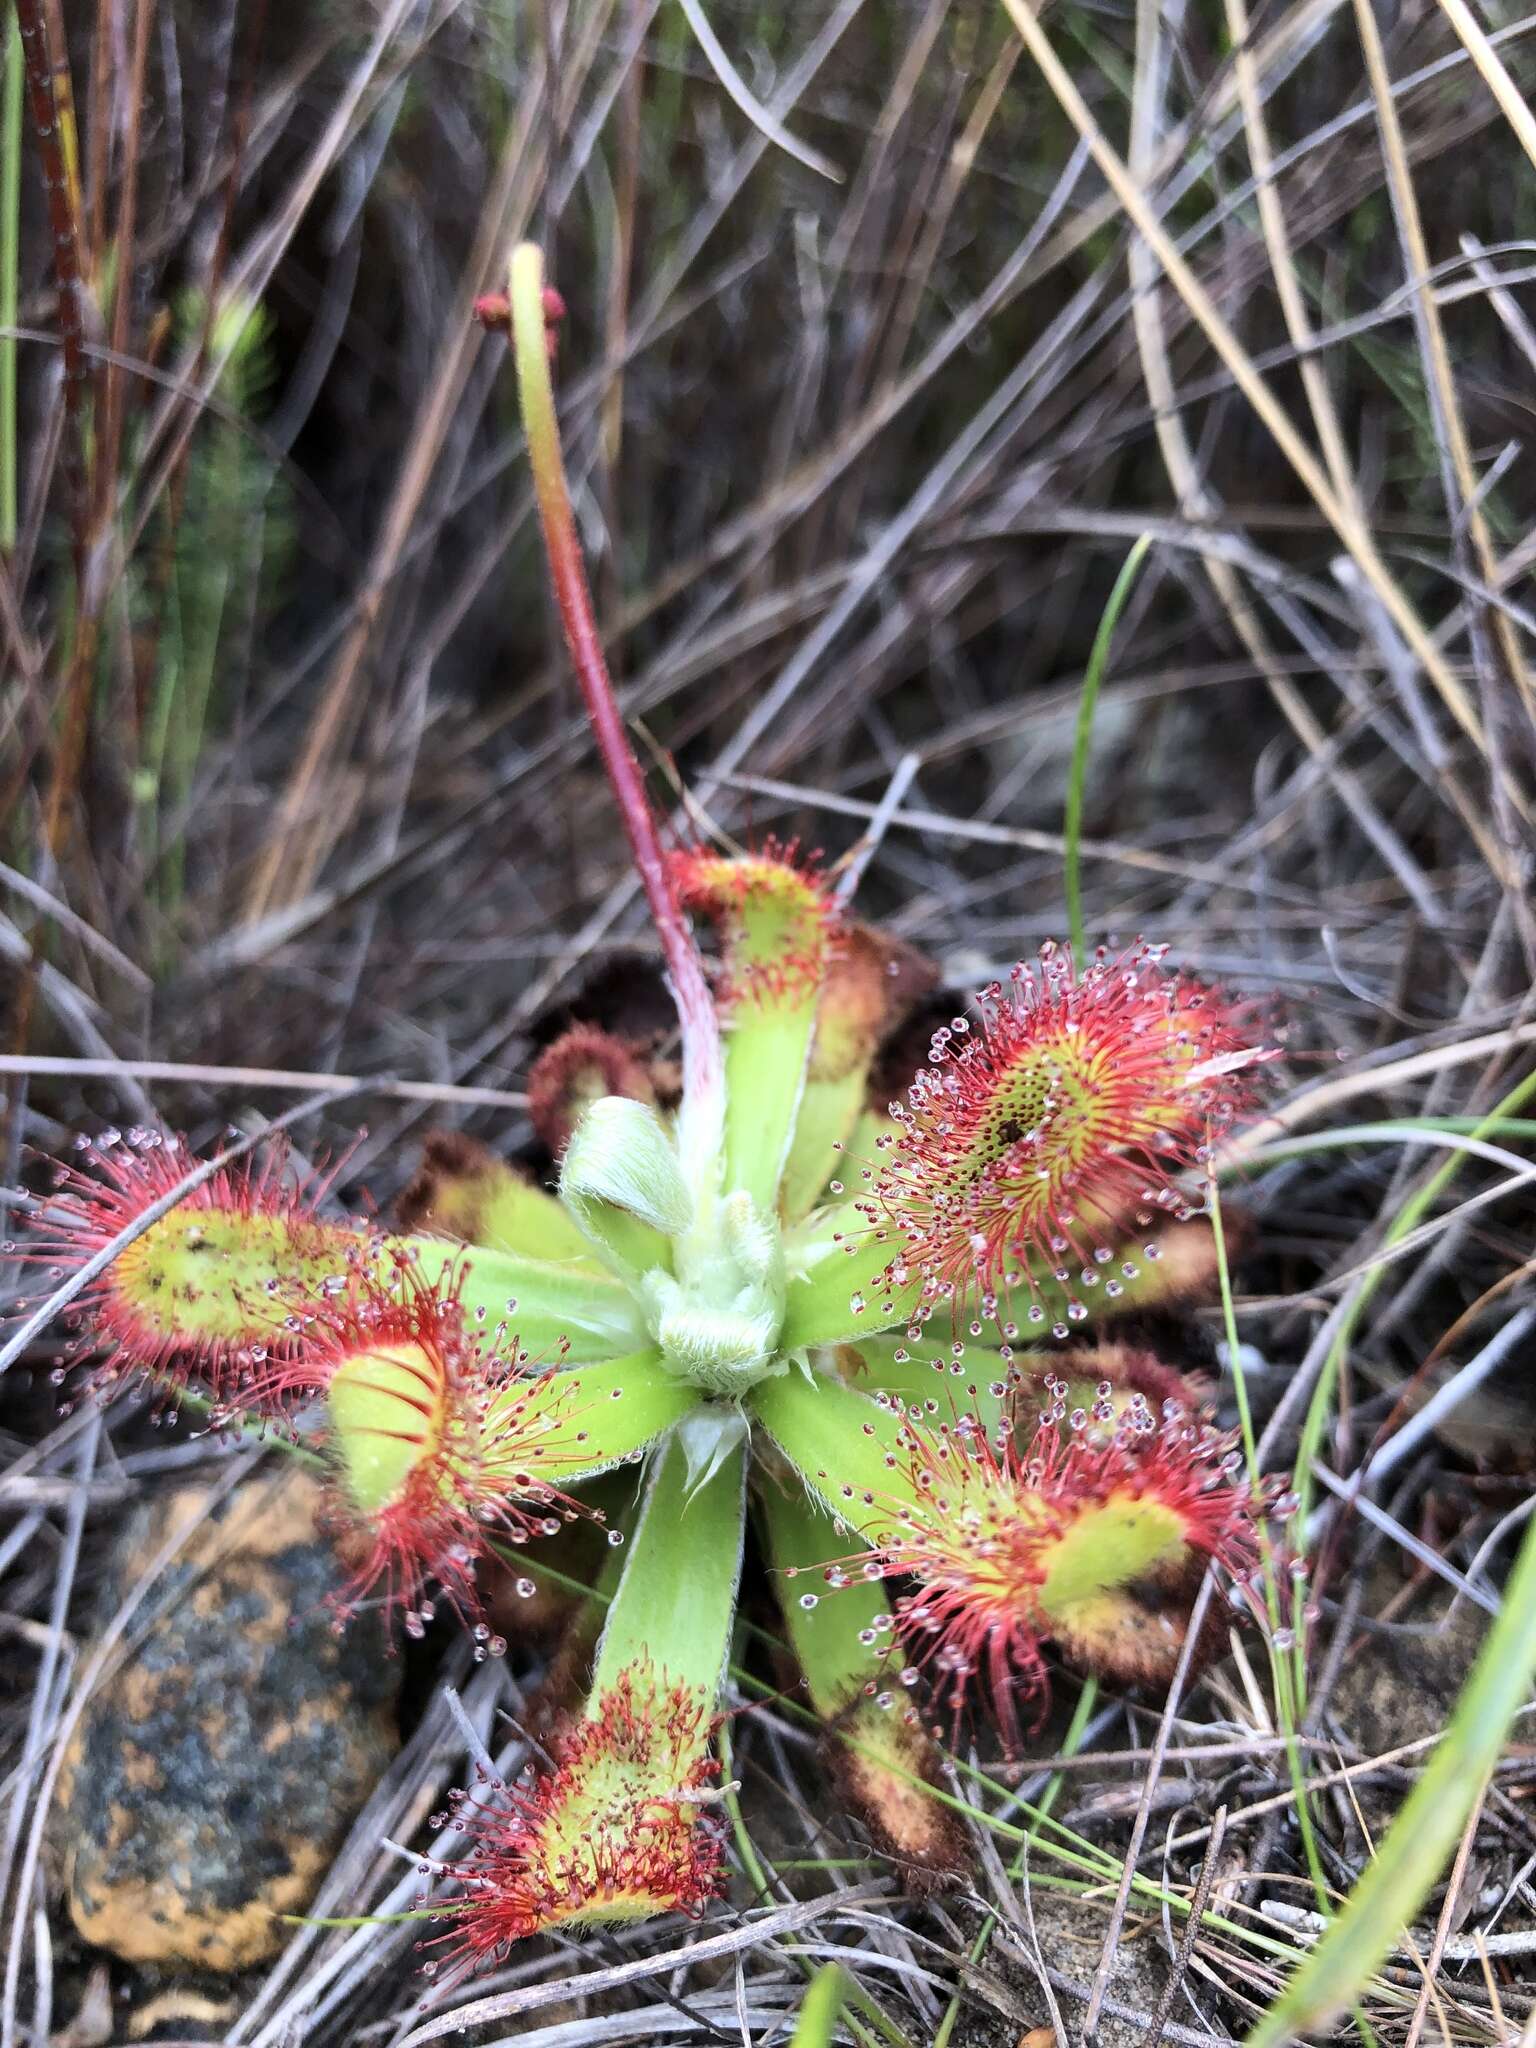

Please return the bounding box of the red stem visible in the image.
[504,246,723,1158]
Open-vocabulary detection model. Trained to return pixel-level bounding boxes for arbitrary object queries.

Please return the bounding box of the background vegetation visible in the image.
[2,0,1534,2042]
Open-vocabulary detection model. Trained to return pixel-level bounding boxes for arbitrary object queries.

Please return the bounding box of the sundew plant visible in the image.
[29,246,1282,1971]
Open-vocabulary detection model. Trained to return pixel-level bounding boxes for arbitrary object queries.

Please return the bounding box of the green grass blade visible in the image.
[791,1964,850,2047]
[1247,1502,1536,2045]
[933,1676,1100,2048]
[1064,532,1151,959]
[1290,1066,1536,1515]
[1211,1171,1327,1912]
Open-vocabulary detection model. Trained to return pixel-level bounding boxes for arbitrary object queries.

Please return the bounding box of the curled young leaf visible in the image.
[527,1025,659,1157]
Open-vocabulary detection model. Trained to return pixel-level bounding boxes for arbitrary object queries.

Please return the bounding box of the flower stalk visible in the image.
[505,245,725,1203]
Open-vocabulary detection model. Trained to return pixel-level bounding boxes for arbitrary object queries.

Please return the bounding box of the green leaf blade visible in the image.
[724,995,818,1213]
[751,1367,920,1539]
[405,1237,648,1360]
[781,1211,919,1351]
[489,1351,700,1477]
[1247,1509,1536,2045]
[589,1426,748,1705]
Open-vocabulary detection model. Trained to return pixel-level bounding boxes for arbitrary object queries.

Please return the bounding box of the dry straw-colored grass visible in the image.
[2,0,1535,2041]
